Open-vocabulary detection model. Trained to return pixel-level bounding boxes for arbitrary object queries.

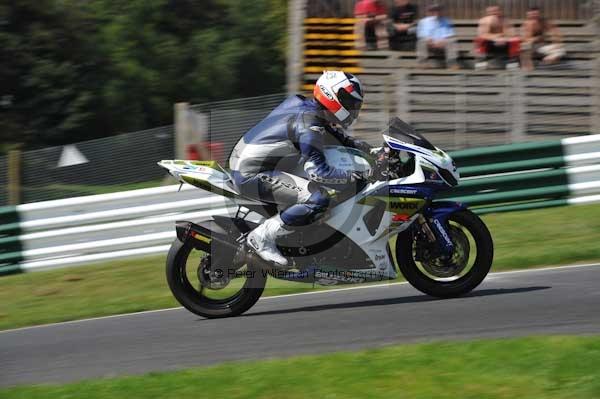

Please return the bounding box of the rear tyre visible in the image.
[166,239,267,318]
[396,209,493,298]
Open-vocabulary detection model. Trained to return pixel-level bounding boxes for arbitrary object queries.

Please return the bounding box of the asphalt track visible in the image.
[1,263,600,387]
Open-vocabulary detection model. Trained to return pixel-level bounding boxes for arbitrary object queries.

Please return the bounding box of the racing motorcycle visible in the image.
[158,117,493,318]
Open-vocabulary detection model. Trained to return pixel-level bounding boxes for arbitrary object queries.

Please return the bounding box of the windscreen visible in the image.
[384,117,437,151]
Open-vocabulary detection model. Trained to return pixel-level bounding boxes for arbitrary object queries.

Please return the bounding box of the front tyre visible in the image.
[166,239,267,318]
[396,209,493,298]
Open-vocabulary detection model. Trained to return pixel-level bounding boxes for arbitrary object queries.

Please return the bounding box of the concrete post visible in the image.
[394,69,410,123]
[591,0,600,135]
[287,0,307,95]
[454,73,467,149]
[174,102,191,160]
[7,149,21,205]
[175,102,212,161]
[384,74,392,125]
[510,70,526,142]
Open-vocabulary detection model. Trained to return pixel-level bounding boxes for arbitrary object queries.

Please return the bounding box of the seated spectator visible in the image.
[388,0,418,51]
[354,0,388,51]
[520,6,565,71]
[416,4,459,69]
[475,4,520,69]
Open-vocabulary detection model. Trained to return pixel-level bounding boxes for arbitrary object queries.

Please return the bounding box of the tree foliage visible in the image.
[0,0,287,149]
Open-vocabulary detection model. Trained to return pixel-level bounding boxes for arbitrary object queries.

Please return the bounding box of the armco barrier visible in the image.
[0,135,599,275]
[0,185,238,275]
[443,135,600,213]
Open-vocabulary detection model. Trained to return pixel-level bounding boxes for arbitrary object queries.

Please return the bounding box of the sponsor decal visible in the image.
[390,201,419,210]
[319,85,335,101]
[433,219,453,247]
[390,188,418,195]
[368,250,390,271]
[258,173,304,193]
[183,165,212,173]
[392,213,410,223]
[192,232,212,244]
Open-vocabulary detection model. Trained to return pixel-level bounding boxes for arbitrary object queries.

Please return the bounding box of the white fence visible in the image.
[0,184,235,274]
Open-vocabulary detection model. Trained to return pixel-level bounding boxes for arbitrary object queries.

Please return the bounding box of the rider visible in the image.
[229,71,372,266]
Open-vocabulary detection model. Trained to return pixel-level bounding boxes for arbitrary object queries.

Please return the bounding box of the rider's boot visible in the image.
[246,214,289,267]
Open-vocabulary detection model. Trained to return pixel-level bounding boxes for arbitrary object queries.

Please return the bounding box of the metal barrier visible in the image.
[0,134,598,275]
[443,134,600,213]
[0,185,230,275]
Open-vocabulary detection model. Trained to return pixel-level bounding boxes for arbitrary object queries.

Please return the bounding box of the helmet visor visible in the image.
[336,87,363,123]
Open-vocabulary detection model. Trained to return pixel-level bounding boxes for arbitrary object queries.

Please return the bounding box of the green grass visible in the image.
[1,203,599,331]
[2,336,600,398]
[484,203,600,269]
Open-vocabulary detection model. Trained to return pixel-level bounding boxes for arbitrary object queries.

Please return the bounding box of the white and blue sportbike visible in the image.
[158,118,494,318]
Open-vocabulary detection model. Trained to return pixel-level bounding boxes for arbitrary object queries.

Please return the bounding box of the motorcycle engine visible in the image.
[278,224,369,271]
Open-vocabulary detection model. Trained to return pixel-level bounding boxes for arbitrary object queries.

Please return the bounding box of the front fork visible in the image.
[419,201,467,255]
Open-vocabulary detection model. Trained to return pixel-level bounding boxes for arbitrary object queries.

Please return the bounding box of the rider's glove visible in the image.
[353,139,373,155]
[352,170,374,183]
[370,146,383,156]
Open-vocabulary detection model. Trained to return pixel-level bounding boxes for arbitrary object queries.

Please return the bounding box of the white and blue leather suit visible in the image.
[229,94,370,226]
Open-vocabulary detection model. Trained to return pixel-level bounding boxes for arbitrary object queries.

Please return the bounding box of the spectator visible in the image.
[416,3,459,69]
[388,0,418,51]
[354,0,388,51]
[474,4,520,69]
[520,6,565,71]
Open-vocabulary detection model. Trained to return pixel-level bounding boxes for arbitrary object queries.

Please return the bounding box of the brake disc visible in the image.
[418,225,470,278]
[197,255,231,290]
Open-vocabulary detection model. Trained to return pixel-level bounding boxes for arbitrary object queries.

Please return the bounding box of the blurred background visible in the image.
[0,0,599,279]
[1,0,598,205]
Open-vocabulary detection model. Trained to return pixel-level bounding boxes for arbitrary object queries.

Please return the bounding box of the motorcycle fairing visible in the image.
[158,160,241,199]
[383,134,459,187]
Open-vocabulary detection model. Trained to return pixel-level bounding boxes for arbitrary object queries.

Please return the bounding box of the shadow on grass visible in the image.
[243,286,551,317]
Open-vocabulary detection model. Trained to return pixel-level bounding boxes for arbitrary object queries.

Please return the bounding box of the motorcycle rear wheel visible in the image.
[396,209,494,298]
[166,239,267,318]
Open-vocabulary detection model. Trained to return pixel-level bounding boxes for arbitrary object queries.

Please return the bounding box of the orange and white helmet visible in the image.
[313,71,364,128]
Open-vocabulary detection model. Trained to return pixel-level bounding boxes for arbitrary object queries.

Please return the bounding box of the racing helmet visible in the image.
[313,71,364,128]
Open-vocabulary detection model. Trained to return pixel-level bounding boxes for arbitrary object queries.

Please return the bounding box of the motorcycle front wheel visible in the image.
[396,209,494,298]
[166,239,267,318]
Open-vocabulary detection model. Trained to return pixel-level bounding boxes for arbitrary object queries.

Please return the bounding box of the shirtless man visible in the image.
[521,6,564,71]
[475,4,520,69]
[354,0,389,51]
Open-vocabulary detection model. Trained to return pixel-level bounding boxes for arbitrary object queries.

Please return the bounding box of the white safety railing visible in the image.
[0,184,237,273]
